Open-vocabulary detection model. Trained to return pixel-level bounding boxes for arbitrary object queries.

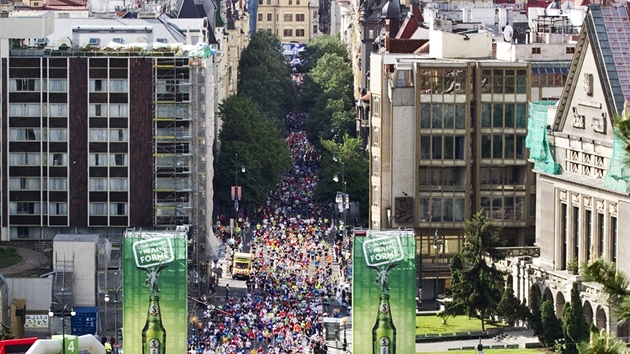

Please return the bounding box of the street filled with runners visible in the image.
[187,110,349,353]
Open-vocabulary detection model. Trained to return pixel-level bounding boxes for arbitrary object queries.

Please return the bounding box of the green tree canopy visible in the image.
[562,282,590,354]
[541,300,564,347]
[497,282,528,326]
[238,30,294,122]
[315,134,369,221]
[444,211,507,331]
[299,34,349,73]
[300,52,354,148]
[213,95,291,209]
[582,257,630,323]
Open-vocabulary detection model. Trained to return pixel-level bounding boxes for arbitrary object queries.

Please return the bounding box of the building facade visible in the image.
[255,0,320,42]
[508,3,630,338]
[0,14,217,242]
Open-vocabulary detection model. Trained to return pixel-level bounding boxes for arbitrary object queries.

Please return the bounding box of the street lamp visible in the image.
[232,153,246,212]
[333,157,349,240]
[49,302,76,354]
[104,285,123,348]
[342,317,348,351]
[433,229,442,300]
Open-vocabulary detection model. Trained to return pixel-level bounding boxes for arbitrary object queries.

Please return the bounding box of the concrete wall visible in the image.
[6,277,53,311]
[53,235,98,307]
[535,178,556,270]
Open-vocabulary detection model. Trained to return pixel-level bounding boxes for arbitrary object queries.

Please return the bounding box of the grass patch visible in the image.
[416,314,505,334]
[0,247,22,269]
[417,349,547,354]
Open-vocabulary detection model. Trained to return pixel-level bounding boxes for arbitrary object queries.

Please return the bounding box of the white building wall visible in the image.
[6,278,53,311]
[53,236,98,307]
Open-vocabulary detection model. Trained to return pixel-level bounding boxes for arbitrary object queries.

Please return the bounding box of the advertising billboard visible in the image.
[123,231,188,354]
[352,230,416,354]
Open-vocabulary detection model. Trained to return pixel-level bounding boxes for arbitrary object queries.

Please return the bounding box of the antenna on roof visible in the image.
[503,25,514,43]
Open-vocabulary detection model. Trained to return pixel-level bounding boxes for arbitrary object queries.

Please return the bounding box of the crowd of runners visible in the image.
[187,110,349,353]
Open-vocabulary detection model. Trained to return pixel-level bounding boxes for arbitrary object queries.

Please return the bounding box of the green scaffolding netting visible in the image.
[603,127,630,193]
[526,101,561,174]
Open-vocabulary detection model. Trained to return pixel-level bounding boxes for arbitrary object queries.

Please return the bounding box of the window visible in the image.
[112,38,124,44]
[49,128,67,141]
[110,153,127,166]
[372,127,380,148]
[110,203,128,216]
[50,153,67,166]
[49,177,68,191]
[419,135,465,160]
[532,47,541,54]
[566,47,575,54]
[481,103,527,128]
[480,195,525,222]
[258,13,263,21]
[49,79,67,92]
[267,13,272,21]
[90,203,108,215]
[9,103,41,116]
[90,104,107,117]
[420,103,466,129]
[258,0,262,4]
[9,128,41,141]
[561,203,568,270]
[90,153,108,166]
[573,206,580,261]
[89,128,107,142]
[313,10,317,18]
[611,216,617,263]
[296,0,299,4]
[89,38,100,46]
[284,29,293,36]
[313,25,318,33]
[419,167,467,190]
[90,79,105,92]
[481,134,526,159]
[372,185,379,207]
[266,0,270,4]
[10,153,41,166]
[372,156,380,177]
[49,104,67,117]
[288,0,292,4]
[48,202,68,215]
[10,202,41,215]
[585,210,592,261]
[418,197,465,222]
[109,103,128,117]
[284,14,293,21]
[90,178,108,191]
[111,177,128,191]
[296,29,305,37]
[598,213,605,257]
[296,13,305,21]
[10,177,40,190]
[10,79,41,91]
[110,128,128,142]
[110,79,128,92]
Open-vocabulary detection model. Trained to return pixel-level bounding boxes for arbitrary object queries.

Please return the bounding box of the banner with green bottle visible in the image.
[352,230,416,354]
[122,231,188,354]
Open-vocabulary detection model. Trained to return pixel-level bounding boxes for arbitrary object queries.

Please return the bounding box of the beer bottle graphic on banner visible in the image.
[372,293,396,354]
[142,295,166,354]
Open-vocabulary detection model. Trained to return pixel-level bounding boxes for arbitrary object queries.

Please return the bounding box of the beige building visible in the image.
[504,3,630,339]
[256,0,319,42]
[369,23,535,299]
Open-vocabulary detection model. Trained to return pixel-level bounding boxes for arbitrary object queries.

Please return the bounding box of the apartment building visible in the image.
[0,14,216,242]
[255,0,319,42]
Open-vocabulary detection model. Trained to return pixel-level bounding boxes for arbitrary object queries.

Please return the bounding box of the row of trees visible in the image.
[214,32,368,221]
[442,211,597,354]
[213,31,293,212]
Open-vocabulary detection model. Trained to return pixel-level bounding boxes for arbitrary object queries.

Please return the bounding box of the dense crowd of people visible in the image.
[188,110,347,353]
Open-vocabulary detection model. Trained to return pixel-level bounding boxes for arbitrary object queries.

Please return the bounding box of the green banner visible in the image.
[352,230,416,354]
[123,231,188,354]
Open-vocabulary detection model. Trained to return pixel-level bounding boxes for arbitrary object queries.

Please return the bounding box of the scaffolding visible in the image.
[526,101,561,174]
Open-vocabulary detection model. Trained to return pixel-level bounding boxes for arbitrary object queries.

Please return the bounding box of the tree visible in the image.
[301,52,354,148]
[562,282,590,354]
[540,300,564,347]
[213,95,291,209]
[238,30,294,122]
[444,211,507,332]
[0,323,13,340]
[529,285,544,341]
[315,134,369,221]
[497,282,528,326]
[579,329,627,354]
[582,258,630,323]
[298,34,349,73]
